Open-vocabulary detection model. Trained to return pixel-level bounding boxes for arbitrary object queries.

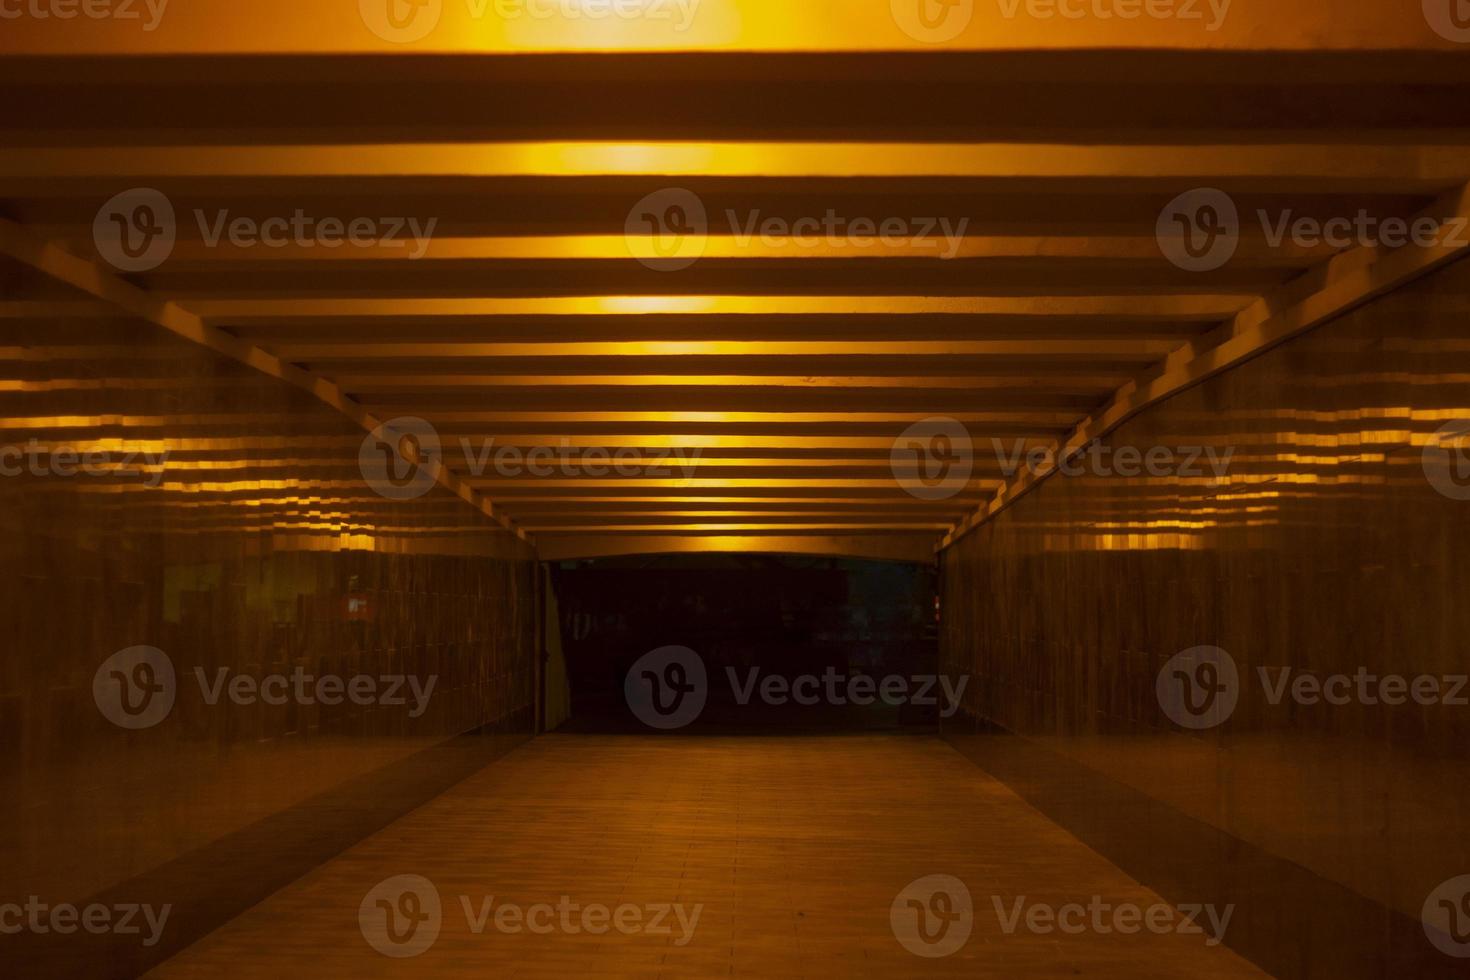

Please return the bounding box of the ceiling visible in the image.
[3,6,1470,562]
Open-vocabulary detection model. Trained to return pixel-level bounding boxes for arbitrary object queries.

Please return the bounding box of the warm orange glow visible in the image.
[1,0,1455,54]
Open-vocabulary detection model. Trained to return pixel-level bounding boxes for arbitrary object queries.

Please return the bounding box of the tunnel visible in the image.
[4,4,1470,978]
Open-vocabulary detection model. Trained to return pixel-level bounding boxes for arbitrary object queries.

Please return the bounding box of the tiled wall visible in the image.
[0,300,538,974]
[941,256,1470,979]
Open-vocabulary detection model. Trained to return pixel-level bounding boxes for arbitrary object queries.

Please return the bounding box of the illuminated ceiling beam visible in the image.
[446,455,1011,470]
[191,295,1250,320]
[941,180,1470,550]
[534,534,940,564]
[227,320,1217,349]
[417,411,1084,426]
[478,487,995,501]
[0,2,1456,55]
[464,478,992,490]
[494,496,980,508]
[422,435,1054,450]
[508,508,969,518]
[144,235,1327,266]
[0,411,1077,435]
[0,216,531,545]
[270,340,1182,359]
[526,523,954,533]
[5,143,1467,190]
[355,391,1104,412]
[332,374,1129,391]
[146,270,1276,300]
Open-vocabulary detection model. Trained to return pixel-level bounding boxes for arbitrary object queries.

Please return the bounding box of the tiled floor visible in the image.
[149,735,1267,978]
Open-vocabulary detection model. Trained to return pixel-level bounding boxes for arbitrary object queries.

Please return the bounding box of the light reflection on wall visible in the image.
[0,305,538,942]
[941,255,1470,973]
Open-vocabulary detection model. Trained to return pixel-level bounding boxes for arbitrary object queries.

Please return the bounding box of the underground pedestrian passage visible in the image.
[4,4,1470,978]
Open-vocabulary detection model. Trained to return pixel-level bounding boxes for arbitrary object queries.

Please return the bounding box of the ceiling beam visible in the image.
[123,234,1321,266]
[190,295,1252,320]
[4,142,1468,184]
[268,339,1182,359]
[534,533,939,564]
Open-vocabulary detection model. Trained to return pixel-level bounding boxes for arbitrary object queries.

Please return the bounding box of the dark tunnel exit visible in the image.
[547,556,942,734]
